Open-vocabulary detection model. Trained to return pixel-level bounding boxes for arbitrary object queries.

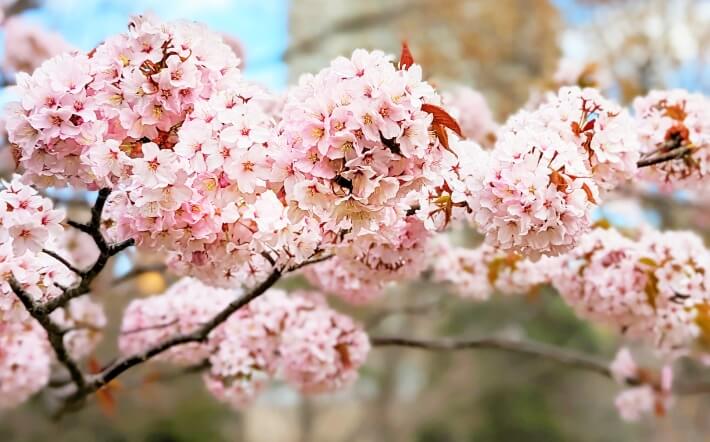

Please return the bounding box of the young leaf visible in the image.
[399,41,414,70]
[421,104,464,138]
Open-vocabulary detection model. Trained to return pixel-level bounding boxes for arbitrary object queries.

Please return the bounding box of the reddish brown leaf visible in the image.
[432,123,449,150]
[549,170,567,192]
[422,103,464,138]
[581,119,595,132]
[582,182,598,204]
[398,41,414,70]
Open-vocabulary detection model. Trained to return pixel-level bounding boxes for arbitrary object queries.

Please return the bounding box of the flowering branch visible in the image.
[43,188,134,314]
[8,187,134,406]
[7,278,86,390]
[56,268,283,414]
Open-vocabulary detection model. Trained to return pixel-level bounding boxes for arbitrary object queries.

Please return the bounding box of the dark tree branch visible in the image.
[44,189,135,313]
[371,335,613,379]
[636,146,695,168]
[8,278,86,391]
[68,269,283,404]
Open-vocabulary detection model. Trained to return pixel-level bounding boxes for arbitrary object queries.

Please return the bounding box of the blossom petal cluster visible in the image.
[431,238,554,301]
[304,216,429,303]
[6,14,240,189]
[0,176,67,321]
[118,277,234,365]
[414,138,490,231]
[634,89,710,189]
[119,278,370,407]
[0,321,52,409]
[277,49,449,242]
[551,226,710,356]
[609,348,673,421]
[470,87,640,257]
[0,177,106,407]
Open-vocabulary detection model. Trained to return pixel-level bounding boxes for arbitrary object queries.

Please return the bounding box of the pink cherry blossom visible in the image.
[634,89,710,190]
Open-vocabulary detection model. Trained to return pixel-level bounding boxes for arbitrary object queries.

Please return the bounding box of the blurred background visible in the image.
[1,0,710,441]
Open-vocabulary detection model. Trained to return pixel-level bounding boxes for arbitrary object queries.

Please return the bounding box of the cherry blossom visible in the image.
[118,277,234,365]
[277,49,455,243]
[634,89,710,190]
[470,87,640,257]
[279,290,370,394]
[610,348,673,421]
[431,238,555,301]
[551,226,710,356]
[305,216,430,303]
[0,320,51,409]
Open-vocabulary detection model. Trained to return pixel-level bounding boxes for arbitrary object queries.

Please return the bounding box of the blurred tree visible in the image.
[287,0,561,116]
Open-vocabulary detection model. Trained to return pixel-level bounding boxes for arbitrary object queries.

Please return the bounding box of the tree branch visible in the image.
[10,187,134,408]
[44,189,135,313]
[42,249,83,276]
[8,278,86,391]
[59,268,283,409]
[370,335,613,379]
[636,146,695,168]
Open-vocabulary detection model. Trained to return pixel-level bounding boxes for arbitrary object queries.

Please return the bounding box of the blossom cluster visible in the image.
[6,14,240,189]
[413,138,489,231]
[5,15,329,287]
[0,177,106,406]
[634,89,710,189]
[0,176,67,321]
[431,238,555,301]
[550,226,710,357]
[0,320,51,409]
[110,84,321,287]
[305,216,430,304]
[470,87,640,257]
[277,49,452,243]
[609,348,673,421]
[118,278,370,407]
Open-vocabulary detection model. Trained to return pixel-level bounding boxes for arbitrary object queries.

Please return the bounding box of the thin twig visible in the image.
[636,146,695,168]
[370,335,710,396]
[287,253,333,272]
[42,249,83,276]
[10,187,135,409]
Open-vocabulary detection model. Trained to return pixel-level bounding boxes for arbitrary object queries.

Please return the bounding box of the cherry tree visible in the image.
[1,14,710,424]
